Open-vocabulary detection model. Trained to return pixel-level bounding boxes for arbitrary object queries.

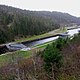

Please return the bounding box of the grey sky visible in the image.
[0,0,80,17]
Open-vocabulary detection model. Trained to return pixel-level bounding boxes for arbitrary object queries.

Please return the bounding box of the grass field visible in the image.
[0,40,54,67]
[0,27,67,67]
[0,50,32,67]
[15,27,67,43]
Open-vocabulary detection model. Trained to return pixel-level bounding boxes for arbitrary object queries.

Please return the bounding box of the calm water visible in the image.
[24,27,80,47]
[1,27,80,53]
[24,36,59,47]
[68,28,80,36]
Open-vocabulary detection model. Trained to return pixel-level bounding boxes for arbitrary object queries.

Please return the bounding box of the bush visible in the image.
[41,39,64,79]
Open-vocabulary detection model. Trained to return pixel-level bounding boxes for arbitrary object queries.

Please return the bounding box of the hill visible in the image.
[0,5,80,44]
[37,11,80,26]
[0,5,80,26]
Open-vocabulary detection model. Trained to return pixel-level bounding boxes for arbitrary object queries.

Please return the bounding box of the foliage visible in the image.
[70,33,80,43]
[0,5,60,44]
[42,38,65,74]
[0,5,80,44]
[56,37,70,50]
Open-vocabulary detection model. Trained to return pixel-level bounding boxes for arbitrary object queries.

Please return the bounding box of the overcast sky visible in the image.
[0,0,80,17]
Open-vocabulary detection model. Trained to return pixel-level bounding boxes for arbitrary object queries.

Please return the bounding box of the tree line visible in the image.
[0,10,60,44]
[1,5,80,44]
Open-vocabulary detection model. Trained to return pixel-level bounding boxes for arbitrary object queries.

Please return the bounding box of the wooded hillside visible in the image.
[0,5,80,44]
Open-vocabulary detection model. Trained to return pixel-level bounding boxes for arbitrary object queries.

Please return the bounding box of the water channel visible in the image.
[24,27,80,47]
[1,27,80,53]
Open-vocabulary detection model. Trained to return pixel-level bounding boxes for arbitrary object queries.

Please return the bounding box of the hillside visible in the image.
[33,11,80,25]
[0,34,80,80]
[0,5,80,26]
[0,5,59,44]
[0,5,80,44]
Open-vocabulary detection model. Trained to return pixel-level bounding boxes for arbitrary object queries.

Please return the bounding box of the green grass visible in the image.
[0,41,53,67]
[15,32,51,43]
[33,41,53,49]
[0,50,32,67]
[15,27,67,43]
[0,27,67,67]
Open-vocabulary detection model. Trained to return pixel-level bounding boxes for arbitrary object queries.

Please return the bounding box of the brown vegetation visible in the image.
[60,42,80,80]
[0,40,80,80]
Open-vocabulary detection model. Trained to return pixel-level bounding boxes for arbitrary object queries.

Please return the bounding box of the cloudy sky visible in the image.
[0,0,80,17]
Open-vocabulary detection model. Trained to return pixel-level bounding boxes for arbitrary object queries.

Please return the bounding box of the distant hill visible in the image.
[0,5,80,26]
[0,5,80,44]
[35,11,80,26]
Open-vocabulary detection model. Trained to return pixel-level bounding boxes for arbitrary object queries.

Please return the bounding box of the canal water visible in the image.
[24,27,80,47]
[68,28,80,36]
[1,27,80,53]
[24,36,59,47]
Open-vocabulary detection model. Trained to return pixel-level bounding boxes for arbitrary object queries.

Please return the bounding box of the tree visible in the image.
[55,38,69,50]
[42,42,63,80]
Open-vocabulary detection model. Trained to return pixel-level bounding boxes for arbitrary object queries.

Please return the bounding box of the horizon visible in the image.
[0,0,80,17]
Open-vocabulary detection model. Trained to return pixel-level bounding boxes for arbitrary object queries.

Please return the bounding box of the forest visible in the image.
[0,5,80,44]
[0,5,80,80]
[0,5,60,44]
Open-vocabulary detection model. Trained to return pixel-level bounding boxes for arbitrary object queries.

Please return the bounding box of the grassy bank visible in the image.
[0,27,67,67]
[0,40,54,67]
[0,28,80,80]
[15,27,67,43]
[0,50,32,67]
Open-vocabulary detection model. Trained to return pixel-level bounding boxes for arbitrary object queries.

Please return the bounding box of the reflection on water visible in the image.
[68,28,80,36]
[25,36,59,47]
[1,27,80,53]
[24,27,80,47]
